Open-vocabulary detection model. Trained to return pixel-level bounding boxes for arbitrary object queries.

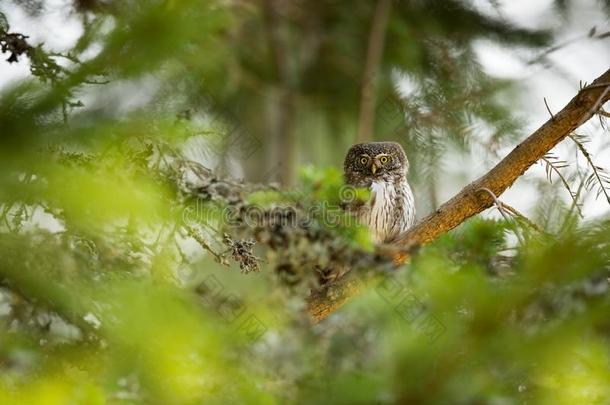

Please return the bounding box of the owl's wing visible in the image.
[341,198,368,217]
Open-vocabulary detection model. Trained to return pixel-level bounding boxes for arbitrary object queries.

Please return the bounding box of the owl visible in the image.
[343,142,416,244]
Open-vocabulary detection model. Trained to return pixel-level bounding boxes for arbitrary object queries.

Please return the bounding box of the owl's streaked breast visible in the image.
[360,178,415,244]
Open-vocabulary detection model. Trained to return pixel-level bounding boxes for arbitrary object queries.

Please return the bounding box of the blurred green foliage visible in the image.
[1,0,610,404]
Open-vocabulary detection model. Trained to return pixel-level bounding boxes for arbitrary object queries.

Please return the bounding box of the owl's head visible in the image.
[344,141,409,186]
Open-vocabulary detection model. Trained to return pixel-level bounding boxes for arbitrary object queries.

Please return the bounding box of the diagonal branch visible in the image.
[308,68,610,322]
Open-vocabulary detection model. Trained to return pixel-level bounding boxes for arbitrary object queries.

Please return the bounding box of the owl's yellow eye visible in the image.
[359,157,368,165]
[379,156,389,164]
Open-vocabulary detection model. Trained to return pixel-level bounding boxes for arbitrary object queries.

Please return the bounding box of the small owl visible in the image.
[344,142,416,244]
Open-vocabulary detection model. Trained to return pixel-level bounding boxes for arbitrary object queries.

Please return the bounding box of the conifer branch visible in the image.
[308,68,610,322]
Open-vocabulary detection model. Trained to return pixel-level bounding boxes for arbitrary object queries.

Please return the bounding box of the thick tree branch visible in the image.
[309,68,610,322]
[391,70,610,254]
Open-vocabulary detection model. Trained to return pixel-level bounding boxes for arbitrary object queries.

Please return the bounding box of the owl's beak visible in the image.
[370,163,378,174]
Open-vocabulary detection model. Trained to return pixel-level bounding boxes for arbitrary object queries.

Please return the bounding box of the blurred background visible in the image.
[1,0,610,403]
[2,0,609,219]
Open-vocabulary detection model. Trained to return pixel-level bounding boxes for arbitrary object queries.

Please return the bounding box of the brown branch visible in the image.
[308,68,610,322]
[308,278,366,321]
[355,0,392,143]
[390,70,610,254]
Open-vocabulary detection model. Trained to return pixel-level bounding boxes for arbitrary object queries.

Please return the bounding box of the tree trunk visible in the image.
[355,0,392,144]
